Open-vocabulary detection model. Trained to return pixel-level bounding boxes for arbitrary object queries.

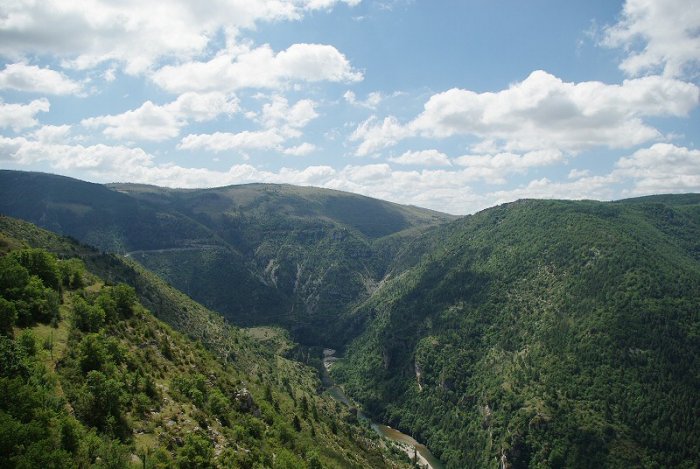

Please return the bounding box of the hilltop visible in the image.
[0,170,455,344]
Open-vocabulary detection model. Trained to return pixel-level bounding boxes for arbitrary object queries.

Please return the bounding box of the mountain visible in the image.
[0,170,455,344]
[333,196,700,468]
[3,169,699,468]
[0,215,413,468]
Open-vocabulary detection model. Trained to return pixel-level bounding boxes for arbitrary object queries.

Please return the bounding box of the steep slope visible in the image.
[0,216,413,468]
[333,196,700,468]
[0,170,454,344]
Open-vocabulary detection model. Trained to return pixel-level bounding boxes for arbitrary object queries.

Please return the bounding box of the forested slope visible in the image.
[334,197,700,468]
[0,170,453,344]
[0,216,413,468]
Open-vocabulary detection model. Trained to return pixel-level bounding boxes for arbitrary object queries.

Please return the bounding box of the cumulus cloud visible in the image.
[0,98,49,131]
[283,142,317,156]
[29,125,72,143]
[411,71,698,150]
[351,70,699,155]
[81,92,238,141]
[350,115,413,156]
[344,90,383,109]
[454,149,564,184]
[0,136,153,173]
[178,129,286,152]
[0,63,83,95]
[614,143,700,194]
[152,43,362,93]
[0,0,362,74]
[568,169,592,180]
[485,175,619,206]
[389,149,451,166]
[602,0,700,78]
[260,96,318,134]
[177,96,318,153]
[10,129,694,214]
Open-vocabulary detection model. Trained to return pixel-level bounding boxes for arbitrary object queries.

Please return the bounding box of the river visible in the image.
[322,349,444,469]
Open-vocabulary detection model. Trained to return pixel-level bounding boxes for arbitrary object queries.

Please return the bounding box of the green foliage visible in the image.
[9,248,61,291]
[0,170,453,346]
[0,297,17,336]
[0,218,413,469]
[0,252,60,327]
[176,433,214,469]
[58,258,86,289]
[335,198,700,468]
[72,296,106,332]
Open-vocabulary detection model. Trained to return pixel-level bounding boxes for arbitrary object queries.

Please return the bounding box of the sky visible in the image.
[0,0,699,215]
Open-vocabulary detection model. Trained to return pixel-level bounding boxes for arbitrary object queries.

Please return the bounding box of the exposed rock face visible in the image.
[414,361,423,391]
[234,388,260,417]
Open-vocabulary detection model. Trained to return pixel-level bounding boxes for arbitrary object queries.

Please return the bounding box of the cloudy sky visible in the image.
[0,0,698,214]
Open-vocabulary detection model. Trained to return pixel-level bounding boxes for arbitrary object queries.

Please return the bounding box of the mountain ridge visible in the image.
[0,170,455,344]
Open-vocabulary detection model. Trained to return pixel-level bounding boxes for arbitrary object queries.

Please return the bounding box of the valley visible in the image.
[322,348,444,469]
[1,170,699,468]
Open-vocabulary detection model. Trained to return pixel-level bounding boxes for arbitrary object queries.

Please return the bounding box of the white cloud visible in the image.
[0,98,49,131]
[0,136,153,173]
[344,90,382,109]
[454,149,564,183]
[602,0,700,78]
[176,96,317,152]
[169,92,239,122]
[350,115,413,156]
[152,43,362,93]
[485,175,619,206]
[81,92,238,142]
[352,70,699,155]
[389,149,451,166]
[29,124,72,143]
[614,143,700,194]
[411,71,698,150]
[0,129,644,215]
[568,168,592,179]
[283,142,317,156]
[82,101,181,142]
[173,96,317,152]
[178,129,286,152]
[0,0,362,74]
[260,96,318,134]
[0,63,83,95]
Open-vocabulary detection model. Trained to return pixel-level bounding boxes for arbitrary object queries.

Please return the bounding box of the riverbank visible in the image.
[321,349,443,469]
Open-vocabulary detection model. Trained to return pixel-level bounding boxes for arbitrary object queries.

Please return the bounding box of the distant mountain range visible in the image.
[1,169,698,468]
[0,170,454,345]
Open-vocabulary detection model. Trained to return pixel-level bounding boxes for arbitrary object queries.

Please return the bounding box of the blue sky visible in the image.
[1,0,698,214]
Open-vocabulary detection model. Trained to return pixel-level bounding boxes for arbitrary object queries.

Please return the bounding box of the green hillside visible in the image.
[0,171,454,344]
[0,216,413,468]
[3,170,699,468]
[333,197,700,468]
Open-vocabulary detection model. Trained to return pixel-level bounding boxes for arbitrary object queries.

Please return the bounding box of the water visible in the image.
[322,349,444,469]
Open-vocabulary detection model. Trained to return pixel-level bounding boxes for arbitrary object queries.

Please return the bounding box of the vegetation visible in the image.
[0,218,412,468]
[2,169,699,468]
[334,198,700,468]
[0,170,454,345]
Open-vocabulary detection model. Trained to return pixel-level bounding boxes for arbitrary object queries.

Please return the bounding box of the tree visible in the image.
[0,297,17,336]
[176,433,214,469]
[59,258,86,289]
[72,297,106,333]
[78,370,124,435]
[10,249,61,291]
[78,333,109,373]
[111,284,137,319]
